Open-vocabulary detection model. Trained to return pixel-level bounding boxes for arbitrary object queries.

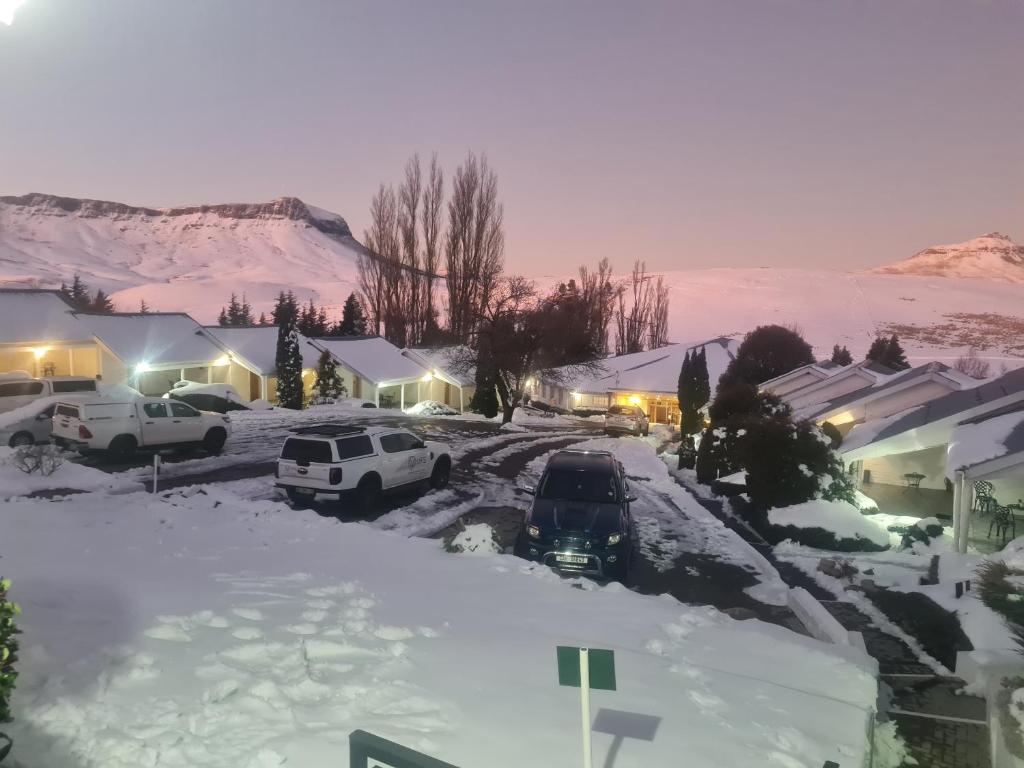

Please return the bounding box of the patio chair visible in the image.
[988,505,1017,543]
[973,480,997,516]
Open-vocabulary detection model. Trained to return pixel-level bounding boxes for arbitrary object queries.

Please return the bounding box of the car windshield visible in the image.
[538,469,618,503]
[607,405,632,416]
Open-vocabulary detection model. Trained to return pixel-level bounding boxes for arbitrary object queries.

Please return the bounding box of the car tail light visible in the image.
[78,425,93,439]
[329,468,343,485]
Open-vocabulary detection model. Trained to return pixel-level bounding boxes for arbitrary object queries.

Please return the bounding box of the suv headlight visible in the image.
[607,533,622,546]
[527,524,541,539]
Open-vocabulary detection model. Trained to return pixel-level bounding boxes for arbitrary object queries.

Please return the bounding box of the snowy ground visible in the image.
[1,484,878,768]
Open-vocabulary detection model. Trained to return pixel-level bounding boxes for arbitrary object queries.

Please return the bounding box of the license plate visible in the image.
[293,487,315,496]
[555,553,589,565]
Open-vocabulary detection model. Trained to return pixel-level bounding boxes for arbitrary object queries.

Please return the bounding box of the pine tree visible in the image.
[884,334,910,371]
[311,349,347,403]
[257,312,268,326]
[693,346,710,410]
[90,289,115,313]
[865,336,889,364]
[469,346,499,418]
[337,293,367,336]
[217,307,229,326]
[275,318,304,410]
[830,344,852,366]
[60,274,92,310]
[240,295,255,326]
[271,291,300,328]
[138,299,150,314]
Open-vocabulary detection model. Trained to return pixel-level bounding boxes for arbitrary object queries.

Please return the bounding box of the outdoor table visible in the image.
[902,473,926,493]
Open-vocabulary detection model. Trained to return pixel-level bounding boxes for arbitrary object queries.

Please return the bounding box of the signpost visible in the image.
[557,646,616,768]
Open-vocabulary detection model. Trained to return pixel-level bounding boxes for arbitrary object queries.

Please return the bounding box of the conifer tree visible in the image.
[865,336,889,364]
[275,316,304,410]
[257,312,268,326]
[138,299,150,314]
[883,334,910,371]
[469,345,500,418]
[830,344,852,366]
[337,293,368,336]
[90,289,115,314]
[311,349,347,403]
[60,274,92,310]
[272,290,300,328]
[693,346,710,410]
[240,295,255,325]
[217,307,229,326]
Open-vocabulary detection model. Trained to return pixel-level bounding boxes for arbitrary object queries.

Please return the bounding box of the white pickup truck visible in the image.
[52,396,231,459]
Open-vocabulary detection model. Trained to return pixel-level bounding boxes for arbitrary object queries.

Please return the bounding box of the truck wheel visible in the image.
[9,431,34,448]
[643,426,649,437]
[286,488,311,508]
[430,456,451,490]
[107,435,137,460]
[202,428,227,455]
[354,474,381,514]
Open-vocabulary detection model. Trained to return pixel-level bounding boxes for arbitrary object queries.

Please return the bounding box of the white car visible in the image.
[604,404,650,437]
[0,395,93,448]
[51,396,231,459]
[275,425,452,511]
[0,374,98,414]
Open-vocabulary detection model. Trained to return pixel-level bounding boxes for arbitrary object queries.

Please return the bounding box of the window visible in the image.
[55,404,80,418]
[142,403,168,418]
[0,381,44,397]
[169,402,199,417]
[539,469,618,503]
[335,435,374,460]
[281,438,333,463]
[380,432,422,453]
[51,379,97,393]
[38,404,57,418]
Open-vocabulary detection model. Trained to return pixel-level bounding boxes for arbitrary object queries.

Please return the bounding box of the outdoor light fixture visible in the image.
[421,372,433,382]
[135,362,152,374]
[31,347,48,359]
[212,355,230,366]
[628,395,641,406]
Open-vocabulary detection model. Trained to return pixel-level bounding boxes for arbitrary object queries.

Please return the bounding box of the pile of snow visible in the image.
[445,522,501,554]
[405,400,459,417]
[511,406,572,426]
[769,500,891,549]
[0,447,140,498]
[0,370,31,381]
[499,422,528,432]
[247,398,273,411]
[853,489,879,511]
[333,397,378,409]
[0,485,878,767]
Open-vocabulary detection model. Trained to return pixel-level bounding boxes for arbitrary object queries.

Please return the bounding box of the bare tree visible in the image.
[954,347,991,380]
[359,184,405,342]
[649,275,670,349]
[421,153,444,336]
[445,152,505,343]
[614,260,655,355]
[577,257,617,356]
[398,155,423,344]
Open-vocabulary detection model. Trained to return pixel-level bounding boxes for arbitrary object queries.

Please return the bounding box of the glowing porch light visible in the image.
[212,354,230,367]
[31,347,49,359]
[135,361,152,374]
[628,395,642,406]
[421,372,433,383]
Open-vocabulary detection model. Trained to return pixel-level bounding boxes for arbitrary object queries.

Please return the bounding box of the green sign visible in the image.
[557,646,617,691]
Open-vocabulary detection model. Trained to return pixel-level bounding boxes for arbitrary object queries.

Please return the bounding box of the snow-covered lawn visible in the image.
[1,484,877,768]
[0,447,142,499]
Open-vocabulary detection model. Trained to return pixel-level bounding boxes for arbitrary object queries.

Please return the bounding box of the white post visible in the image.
[958,475,973,554]
[459,386,464,413]
[952,472,963,552]
[401,384,406,411]
[68,348,75,376]
[152,453,160,494]
[579,648,593,768]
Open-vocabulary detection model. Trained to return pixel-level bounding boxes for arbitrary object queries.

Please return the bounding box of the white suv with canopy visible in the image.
[275,425,452,511]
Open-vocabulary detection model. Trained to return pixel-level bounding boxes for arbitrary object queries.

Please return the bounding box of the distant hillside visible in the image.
[2,193,1023,369]
[868,232,1024,283]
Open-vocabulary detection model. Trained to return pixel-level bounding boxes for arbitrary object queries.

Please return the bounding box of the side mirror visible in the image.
[413,440,426,450]
[520,485,536,495]
[37,413,51,421]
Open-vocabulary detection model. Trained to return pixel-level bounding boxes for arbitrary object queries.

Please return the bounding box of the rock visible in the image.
[860,578,878,594]
[862,568,875,576]
[723,607,759,621]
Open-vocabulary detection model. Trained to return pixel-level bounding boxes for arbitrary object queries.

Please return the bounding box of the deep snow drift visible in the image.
[0,485,877,767]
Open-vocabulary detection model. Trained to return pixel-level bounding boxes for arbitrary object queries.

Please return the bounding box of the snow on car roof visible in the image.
[0,289,94,345]
[202,325,320,374]
[311,336,429,386]
[75,312,223,367]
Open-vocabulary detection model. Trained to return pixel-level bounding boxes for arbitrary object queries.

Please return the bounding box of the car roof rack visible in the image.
[287,424,368,437]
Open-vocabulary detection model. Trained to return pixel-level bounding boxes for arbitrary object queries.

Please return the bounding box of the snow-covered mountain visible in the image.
[0,193,368,320]
[2,193,1023,368]
[868,232,1024,283]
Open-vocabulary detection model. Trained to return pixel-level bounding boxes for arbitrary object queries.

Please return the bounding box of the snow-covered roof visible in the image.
[75,312,223,368]
[310,336,429,386]
[798,361,973,422]
[780,360,898,408]
[946,407,1024,478]
[568,337,738,398]
[0,289,94,346]
[759,362,838,391]
[403,346,474,387]
[202,326,320,374]
[842,367,1024,461]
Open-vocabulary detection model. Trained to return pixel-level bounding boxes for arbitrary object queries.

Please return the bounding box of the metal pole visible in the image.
[579,648,593,768]
[152,453,160,494]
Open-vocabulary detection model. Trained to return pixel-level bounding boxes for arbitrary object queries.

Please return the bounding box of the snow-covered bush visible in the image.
[9,445,65,477]
[0,578,20,762]
[892,517,945,549]
[977,561,1024,637]
[405,400,458,417]
[444,522,501,555]
[872,721,914,768]
[768,499,890,552]
[997,677,1024,759]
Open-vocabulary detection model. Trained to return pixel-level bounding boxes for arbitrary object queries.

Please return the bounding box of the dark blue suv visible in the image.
[515,450,636,580]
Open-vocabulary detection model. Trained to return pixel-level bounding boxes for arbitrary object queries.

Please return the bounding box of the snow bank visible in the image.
[446,522,501,554]
[0,447,141,498]
[0,485,877,768]
[405,400,458,417]
[769,500,891,549]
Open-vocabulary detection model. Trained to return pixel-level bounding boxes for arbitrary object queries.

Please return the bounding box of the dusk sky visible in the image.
[1,0,1021,275]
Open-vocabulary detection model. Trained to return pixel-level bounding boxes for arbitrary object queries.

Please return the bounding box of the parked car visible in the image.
[51,396,231,459]
[515,449,636,580]
[0,374,98,414]
[165,381,250,414]
[0,395,88,448]
[604,404,650,437]
[275,424,452,511]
